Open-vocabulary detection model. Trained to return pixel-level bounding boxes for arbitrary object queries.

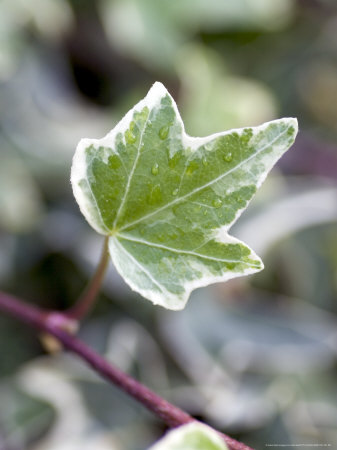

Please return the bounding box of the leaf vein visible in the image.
[113,113,150,228]
[120,124,291,231]
[118,233,255,265]
[113,237,169,295]
[84,156,110,233]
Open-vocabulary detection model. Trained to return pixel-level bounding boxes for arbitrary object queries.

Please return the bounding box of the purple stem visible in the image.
[0,290,253,450]
[66,236,110,321]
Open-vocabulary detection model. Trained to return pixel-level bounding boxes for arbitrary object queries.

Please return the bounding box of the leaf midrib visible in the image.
[112,236,170,295]
[113,111,150,228]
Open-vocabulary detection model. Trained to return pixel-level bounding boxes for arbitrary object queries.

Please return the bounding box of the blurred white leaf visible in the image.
[176,44,277,135]
[0,151,43,232]
[234,177,337,256]
[0,55,112,171]
[159,290,337,429]
[149,422,228,450]
[101,0,294,70]
[18,359,121,450]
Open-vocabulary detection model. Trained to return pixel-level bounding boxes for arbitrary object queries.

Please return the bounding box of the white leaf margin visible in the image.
[109,232,262,310]
[71,81,298,310]
[71,82,170,236]
[71,81,298,236]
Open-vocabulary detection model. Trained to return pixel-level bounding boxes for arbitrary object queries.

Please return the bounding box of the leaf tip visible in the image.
[145,81,171,105]
[285,117,298,140]
[150,80,168,94]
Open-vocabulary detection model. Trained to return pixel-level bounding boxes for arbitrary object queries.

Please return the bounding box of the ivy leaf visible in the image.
[71,82,298,310]
[148,423,229,450]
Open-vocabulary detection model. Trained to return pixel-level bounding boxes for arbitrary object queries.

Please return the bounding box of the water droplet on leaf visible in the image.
[224,152,232,162]
[186,160,199,175]
[151,163,159,175]
[159,125,169,140]
[168,152,181,169]
[213,198,222,208]
[172,188,179,196]
[125,129,136,144]
[202,158,208,166]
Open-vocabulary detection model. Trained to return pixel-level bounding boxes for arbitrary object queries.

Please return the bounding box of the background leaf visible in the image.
[148,423,228,450]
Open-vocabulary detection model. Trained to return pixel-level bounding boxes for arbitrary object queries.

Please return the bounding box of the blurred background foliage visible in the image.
[0,0,337,449]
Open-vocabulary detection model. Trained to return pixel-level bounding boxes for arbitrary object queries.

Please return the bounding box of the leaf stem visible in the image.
[66,236,110,321]
[0,290,253,450]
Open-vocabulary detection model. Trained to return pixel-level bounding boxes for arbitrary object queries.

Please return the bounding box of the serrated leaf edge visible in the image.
[71,82,298,310]
[109,232,263,310]
[71,82,297,237]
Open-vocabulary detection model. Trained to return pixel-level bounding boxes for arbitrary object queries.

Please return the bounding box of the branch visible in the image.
[0,291,253,450]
